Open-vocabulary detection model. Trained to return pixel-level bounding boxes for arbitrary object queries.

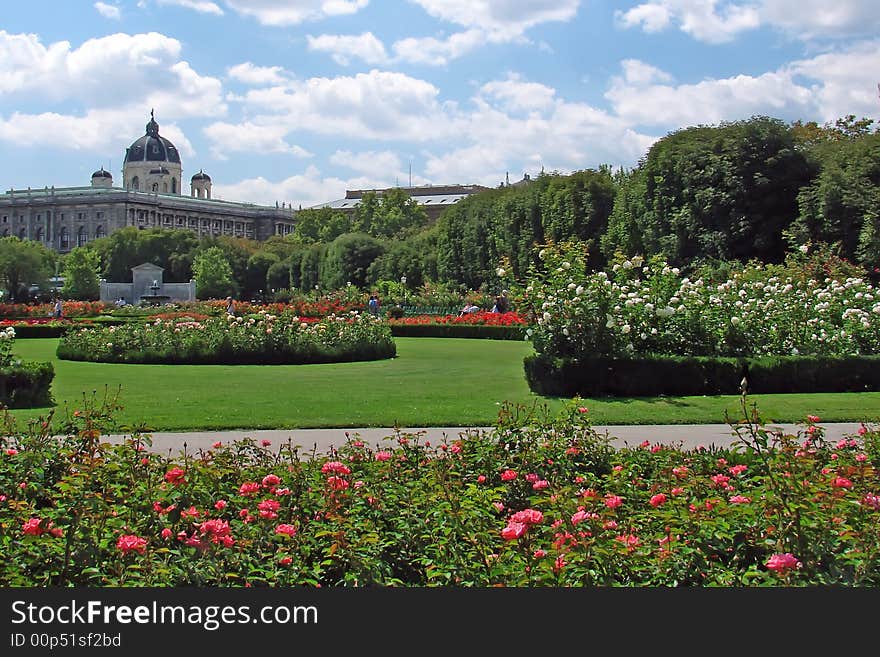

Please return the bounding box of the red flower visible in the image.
[164,467,185,485]
[117,534,147,554]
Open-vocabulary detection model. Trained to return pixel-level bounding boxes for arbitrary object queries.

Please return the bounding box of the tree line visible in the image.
[0,113,876,302]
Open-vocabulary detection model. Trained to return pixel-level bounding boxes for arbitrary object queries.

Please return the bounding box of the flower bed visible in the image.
[1,398,878,586]
[387,312,528,340]
[0,301,110,319]
[526,243,880,360]
[55,310,396,365]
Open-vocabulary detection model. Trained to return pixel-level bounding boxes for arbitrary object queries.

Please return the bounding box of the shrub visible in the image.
[1,395,878,586]
[56,310,396,365]
[0,360,54,407]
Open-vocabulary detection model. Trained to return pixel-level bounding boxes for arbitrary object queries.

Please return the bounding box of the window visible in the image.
[60,227,69,250]
[35,227,43,241]
[131,176,139,190]
[77,226,87,247]
[1,216,6,223]
[171,178,177,194]
[95,225,105,239]
[78,213,84,221]
[19,228,26,239]
[96,211,103,220]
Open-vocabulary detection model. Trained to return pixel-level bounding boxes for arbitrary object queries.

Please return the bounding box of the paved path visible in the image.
[109,422,867,456]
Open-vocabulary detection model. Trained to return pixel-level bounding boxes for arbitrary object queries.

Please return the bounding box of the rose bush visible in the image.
[55,310,396,364]
[525,240,880,360]
[1,395,877,586]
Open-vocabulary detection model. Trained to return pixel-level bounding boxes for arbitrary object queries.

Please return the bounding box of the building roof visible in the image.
[123,111,181,165]
[311,184,488,211]
[92,167,112,179]
[191,169,211,181]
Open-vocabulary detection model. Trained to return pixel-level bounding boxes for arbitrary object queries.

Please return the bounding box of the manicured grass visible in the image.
[8,338,880,431]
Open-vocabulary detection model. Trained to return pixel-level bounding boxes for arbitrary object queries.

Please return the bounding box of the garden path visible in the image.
[106,422,866,456]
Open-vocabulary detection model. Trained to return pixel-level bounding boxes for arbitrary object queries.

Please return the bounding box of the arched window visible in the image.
[131,176,140,190]
[152,183,158,192]
[35,227,43,241]
[60,226,69,250]
[95,225,105,239]
[18,228,26,239]
[77,226,87,247]
[171,178,177,194]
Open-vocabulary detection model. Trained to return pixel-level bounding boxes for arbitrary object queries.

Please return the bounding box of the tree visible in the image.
[321,233,384,289]
[61,247,101,300]
[0,237,53,302]
[244,251,280,299]
[192,247,236,299]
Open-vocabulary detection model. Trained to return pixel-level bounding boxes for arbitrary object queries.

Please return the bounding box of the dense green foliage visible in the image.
[60,247,101,300]
[0,237,56,302]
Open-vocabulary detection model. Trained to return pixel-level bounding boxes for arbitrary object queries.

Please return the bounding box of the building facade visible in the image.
[0,112,296,253]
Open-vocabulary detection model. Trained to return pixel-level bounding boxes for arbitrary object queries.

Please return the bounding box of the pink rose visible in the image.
[500,469,517,481]
[117,534,147,554]
[649,493,667,507]
[501,522,526,540]
[766,552,801,573]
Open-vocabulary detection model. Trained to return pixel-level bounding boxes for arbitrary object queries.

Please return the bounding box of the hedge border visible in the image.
[0,360,54,407]
[389,324,526,340]
[524,354,880,397]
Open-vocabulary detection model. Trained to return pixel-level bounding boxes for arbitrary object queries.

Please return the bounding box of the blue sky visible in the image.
[2,1,878,209]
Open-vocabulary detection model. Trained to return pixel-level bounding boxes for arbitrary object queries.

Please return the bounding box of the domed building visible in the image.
[0,110,297,266]
[123,111,182,194]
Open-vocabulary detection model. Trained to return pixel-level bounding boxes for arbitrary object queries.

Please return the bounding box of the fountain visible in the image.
[140,279,171,305]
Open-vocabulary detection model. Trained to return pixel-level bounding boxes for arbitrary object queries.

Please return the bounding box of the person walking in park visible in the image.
[53,297,63,319]
[226,296,235,316]
[368,293,380,316]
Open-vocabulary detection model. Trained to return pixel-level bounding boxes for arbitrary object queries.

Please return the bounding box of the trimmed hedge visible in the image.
[390,324,526,340]
[524,353,880,397]
[0,361,54,407]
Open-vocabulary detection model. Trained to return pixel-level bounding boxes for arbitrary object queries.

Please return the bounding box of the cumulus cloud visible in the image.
[410,0,582,38]
[156,0,224,15]
[222,0,368,26]
[329,149,402,177]
[759,0,880,39]
[615,1,759,43]
[0,108,195,157]
[478,73,557,113]
[212,165,384,208]
[605,41,880,128]
[0,31,225,119]
[222,69,454,142]
[392,30,492,66]
[306,33,389,66]
[616,0,880,42]
[227,62,287,85]
[94,2,121,19]
[203,121,312,159]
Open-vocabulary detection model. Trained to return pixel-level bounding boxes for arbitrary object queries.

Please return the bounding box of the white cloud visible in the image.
[620,59,674,85]
[616,0,880,42]
[224,69,455,142]
[787,40,880,121]
[615,1,760,44]
[156,0,224,15]
[227,62,287,85]
[605,42,880,128]
[329,149,402,176]
[212,165,383,208]
[203,121,312,159]
[759,1,880,39]
[306,33,389,66]
[222,0,368,26]
[94,2,122,19]
[392,29,490,66]
[410,0,582,38]
[479,73,556,113]
[0,32,225,119]
[0,108,195,158]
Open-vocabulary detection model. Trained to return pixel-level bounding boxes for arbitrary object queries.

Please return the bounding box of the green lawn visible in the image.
[9,337,880,431]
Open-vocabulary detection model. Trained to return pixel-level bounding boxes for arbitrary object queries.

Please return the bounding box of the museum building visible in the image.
[0,112,296,252]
